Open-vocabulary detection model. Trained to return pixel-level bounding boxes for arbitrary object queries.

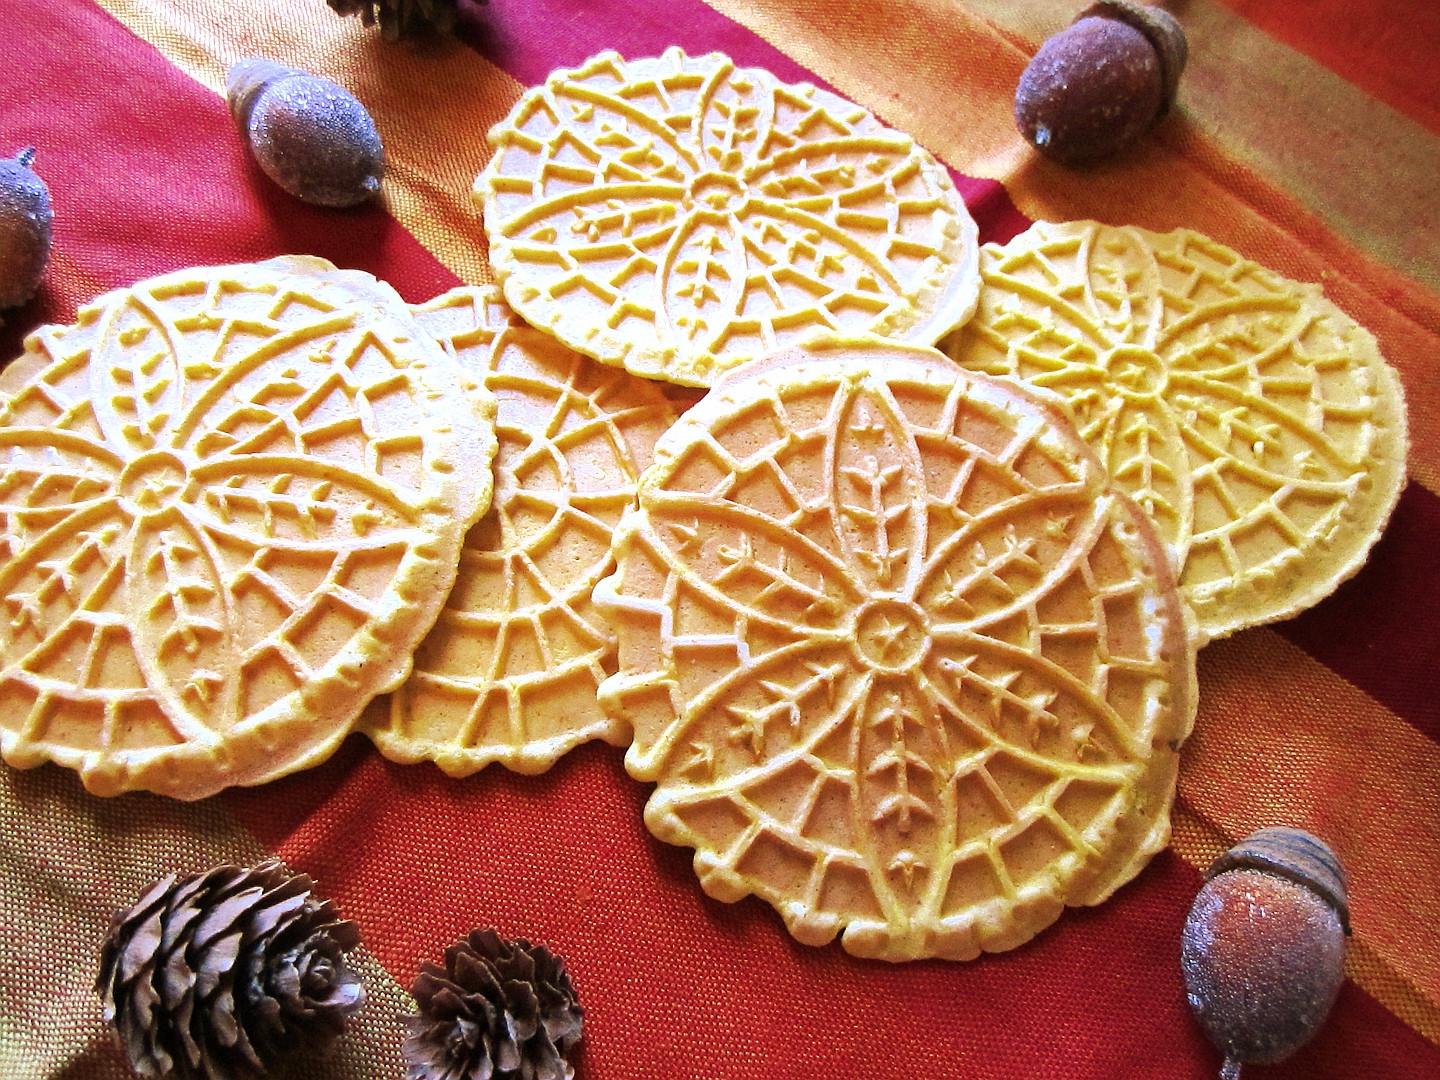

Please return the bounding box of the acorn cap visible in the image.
[1207,827,1350,934]
[227,59,306,128]
[1080,1,1188,115]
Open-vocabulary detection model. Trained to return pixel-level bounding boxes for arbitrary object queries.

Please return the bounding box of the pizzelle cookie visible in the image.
[0,260,497,799]
[594,338,1196,961]
[361,286,675,776]
[476,47,980,387]
[941,221,1408,640]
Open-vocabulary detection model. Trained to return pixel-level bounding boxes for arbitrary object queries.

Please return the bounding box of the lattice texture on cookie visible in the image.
[0,264,496,798]
[476,48,980,387]
[595,343,1195,961]
[942,222,1408,639]
[364,287,674,775]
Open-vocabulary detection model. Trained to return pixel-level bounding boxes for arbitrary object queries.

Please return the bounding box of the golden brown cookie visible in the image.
[0,260,496,798]
[941,221,1408,640]
[595,337,1196,961]
[476,47,979,387]
[362,286,674,776]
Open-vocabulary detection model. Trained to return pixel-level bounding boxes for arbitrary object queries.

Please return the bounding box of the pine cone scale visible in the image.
[247,888,309,940]
[195,884,266,947]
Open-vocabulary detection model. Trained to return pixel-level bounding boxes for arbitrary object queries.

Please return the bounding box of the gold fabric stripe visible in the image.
[0,764,413,1077]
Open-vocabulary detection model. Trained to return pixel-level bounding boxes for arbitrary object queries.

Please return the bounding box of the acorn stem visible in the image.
[1220,1057,1243,1080]
[16,147,36,168]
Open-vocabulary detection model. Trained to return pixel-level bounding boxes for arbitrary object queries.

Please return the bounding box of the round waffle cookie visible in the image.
[0,260,497,799]
[942,221,1408,640]
[476,47,980,388]
[361,286,675,776]
[594,338,1196,961]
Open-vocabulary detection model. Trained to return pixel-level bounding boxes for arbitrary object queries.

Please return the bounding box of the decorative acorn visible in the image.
[227,59,384,208]
[1015,1,1188,164]
[325,0,460,40]
[97,860,365,1079]
[403,929,584,1080]
[0,147,53,312]
[1181,828,1350,1079]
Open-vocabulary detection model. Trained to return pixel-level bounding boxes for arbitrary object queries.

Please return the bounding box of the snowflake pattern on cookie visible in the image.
[477,48,979,387]
[0,263,496,798]
[942,222,1408,639]
[595,340,1195,961]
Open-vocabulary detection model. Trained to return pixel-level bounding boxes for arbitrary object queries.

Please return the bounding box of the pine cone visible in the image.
[325,0,461,40]
[403,930,583,1080]
[97,860,365,1079]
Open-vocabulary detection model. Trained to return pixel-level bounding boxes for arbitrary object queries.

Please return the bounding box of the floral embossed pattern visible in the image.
[0,262,496,799]
[476,48,979,387]
[595,340,1196,961]
[363,286,674,776]
[942,222,1408,640]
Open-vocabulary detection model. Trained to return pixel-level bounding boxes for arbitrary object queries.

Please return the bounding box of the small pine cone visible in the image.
[97,860,365,1079]
[403,930,583,1080]
[325,0,460,40]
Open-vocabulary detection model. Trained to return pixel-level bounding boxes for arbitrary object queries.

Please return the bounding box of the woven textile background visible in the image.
[1,0,1437,1077]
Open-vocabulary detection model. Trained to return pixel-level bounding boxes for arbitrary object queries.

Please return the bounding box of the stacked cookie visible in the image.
[0,48,1406,963]
[361,286,676,776]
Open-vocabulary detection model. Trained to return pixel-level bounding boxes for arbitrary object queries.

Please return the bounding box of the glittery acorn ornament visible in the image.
[1015,1,1187,164]
[1181,828,1350,1078]
[0,148,53,312]
[227,60,385,208]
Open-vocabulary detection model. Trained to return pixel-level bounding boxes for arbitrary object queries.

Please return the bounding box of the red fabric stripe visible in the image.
[227,742,1440,1079]
[1277,482,1440,744]
[1215,0,1440,134]
[0,0,459,369]
[4,2,1436,1073]
[458,0,1033,244]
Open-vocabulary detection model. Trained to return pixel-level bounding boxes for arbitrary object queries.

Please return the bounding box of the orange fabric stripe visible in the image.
[95,0,523,285]
[1170,629,1440,1040]
[1216,0,1440,133]
[698,0,1440,498]
[961,0,1440,289]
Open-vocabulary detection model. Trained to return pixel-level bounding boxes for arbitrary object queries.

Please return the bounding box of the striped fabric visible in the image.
[1,1,1436,1077]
